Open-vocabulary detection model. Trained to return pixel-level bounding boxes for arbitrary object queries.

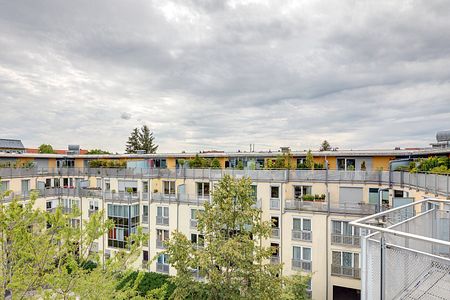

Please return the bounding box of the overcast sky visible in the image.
[1,0,450,153]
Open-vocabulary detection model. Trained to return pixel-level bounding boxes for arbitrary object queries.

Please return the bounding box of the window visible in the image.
[292,246,312,271]
[89,200,99,211]
[143,181,149,193]
[332,221,359,236]
[157,206,169,218]
[107,204,140,248]
[143,205,149,217]
[337,158,356,171]
[197,182,210,198]
[96,178,101,188]
[271,216,279,228]
[143,250,149,261]
[294,186,312,199]
[191,233,205,246]
[105,181,111,191]
[54,178,60,188]
[332,251,359,269]
[296,158,306,169]
[157,229,169,242]
[163,181,176,195]
[45,178,52,188]
[250,185,257,200]
[271,186,280,198]
[21,180,30,194]
[0,181,9,192]
[157,253,169,264]
[293,218,311,231]
[271,243,280,257]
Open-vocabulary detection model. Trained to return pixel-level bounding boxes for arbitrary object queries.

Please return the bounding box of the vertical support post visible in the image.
[380,233,386,300]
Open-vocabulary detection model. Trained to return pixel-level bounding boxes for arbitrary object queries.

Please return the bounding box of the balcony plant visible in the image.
[302,195,315,202]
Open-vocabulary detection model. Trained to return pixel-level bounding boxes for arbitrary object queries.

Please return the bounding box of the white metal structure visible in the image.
[351,198,450,300]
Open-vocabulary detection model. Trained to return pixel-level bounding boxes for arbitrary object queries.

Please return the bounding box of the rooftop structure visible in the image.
[0,138,25,153]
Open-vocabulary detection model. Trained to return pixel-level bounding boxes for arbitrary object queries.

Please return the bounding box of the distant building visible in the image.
[0,139,25,154]
[430,130,450,148]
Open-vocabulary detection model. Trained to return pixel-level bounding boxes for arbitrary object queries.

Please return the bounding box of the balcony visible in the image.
[285,199,377,215]
[292,230,312,242]
[156,263,169,274]
[270,256,280,264]
[156,216,169,226]
[292,259,312,272]
[331,264,360,279]
[88,209,99,217]
[331,234,360,247]
[156,240,166,249]
[271,228,280,239]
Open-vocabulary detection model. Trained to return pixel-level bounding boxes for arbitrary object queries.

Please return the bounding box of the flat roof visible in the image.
[0,148,449,159]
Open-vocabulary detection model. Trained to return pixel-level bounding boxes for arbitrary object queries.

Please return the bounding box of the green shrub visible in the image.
[117,271,176,299]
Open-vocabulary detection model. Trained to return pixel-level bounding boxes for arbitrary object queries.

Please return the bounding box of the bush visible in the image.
[117,271,176,299]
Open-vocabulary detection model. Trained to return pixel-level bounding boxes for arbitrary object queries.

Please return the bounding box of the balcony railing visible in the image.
[292,230,312,242]
[0,168,448,197]
[271,228,280,239]
[292,259,312,272]
[285,200,377,215]
[331,264,360,279]
[156,240,166,249]
[270,199,280,210]
[270,256,280,264]
[142,215,148,224]
[156,263,169,274]
[156,216,169,226]
[331,234,360,247]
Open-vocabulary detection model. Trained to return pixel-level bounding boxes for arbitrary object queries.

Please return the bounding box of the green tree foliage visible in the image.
[281,274,311,300]
[187,155,221,169]
[38,144,55,154]
[126,125,158,154]
[395,156,450,174]
[163,175,287,300]
[305,150,314,170]
[265,153,294,169]
[87,149,111,154]
[319,140,331,151]
[0,189,148,299]
[88,159,127,168]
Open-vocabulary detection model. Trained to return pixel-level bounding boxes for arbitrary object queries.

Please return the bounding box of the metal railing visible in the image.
[271,228,280,239]
[292,259,312,272]
[270,256,280,264]
[156,216,169,226]
[331,264,360,279]
[156,240,166,249]
[142,215,148,224]
[0,167,448,197]
[292,230,312,242]
[331,234,360,247]
[156,263,169,274]
[351,198,450,300]
[270,199,280,210]
[285,199,377,215]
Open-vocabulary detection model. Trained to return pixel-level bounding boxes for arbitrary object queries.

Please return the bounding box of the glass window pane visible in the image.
[332,251,341,265]
[303,219,311,231]
[293,218,302,230]
[302,247,311,261]
[343,252,352,267]
[332,221,342,234]
[293,246,301,260]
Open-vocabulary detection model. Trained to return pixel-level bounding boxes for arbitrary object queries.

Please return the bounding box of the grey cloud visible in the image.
[0,0,449,152]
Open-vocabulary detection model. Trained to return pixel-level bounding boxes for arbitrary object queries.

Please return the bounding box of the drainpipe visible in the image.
[280,179,283,278]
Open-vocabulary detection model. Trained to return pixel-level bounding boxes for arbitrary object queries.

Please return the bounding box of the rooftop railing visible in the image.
[0,168,448,197]
[351,198,450,300]
[285,199,377,215]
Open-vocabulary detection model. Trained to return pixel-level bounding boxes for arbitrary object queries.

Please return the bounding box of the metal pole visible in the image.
[380,232,386,300]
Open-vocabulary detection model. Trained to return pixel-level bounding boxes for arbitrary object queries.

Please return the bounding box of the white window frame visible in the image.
[332,220,360,236]
[163,181,176,195]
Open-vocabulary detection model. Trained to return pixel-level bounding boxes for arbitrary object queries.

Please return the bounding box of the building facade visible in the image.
[0,149,449,299]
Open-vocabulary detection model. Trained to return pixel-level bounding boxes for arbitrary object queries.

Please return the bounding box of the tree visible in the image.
[210,158,221,169]
[0,189,148,299]
[163,175,284,300]
[320,140,331,151]
[305,150,314,170]
[126,126,158,154]
[38,144,55,154]
[87,149,111,154]
[139,125,158,154]
[126,128,141,154]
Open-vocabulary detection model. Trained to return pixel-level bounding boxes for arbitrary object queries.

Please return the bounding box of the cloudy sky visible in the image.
[1,0,450,153]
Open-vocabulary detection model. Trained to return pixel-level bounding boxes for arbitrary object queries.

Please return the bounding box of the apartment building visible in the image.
[0,149,449,300]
